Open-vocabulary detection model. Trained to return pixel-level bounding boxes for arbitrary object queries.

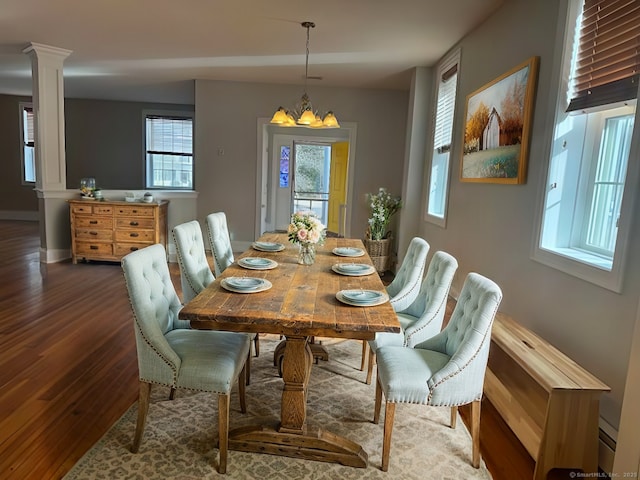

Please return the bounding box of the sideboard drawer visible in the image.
[114,243,152,256]
[115,206,155,217]
[115,217,155,229]
[74,229,113,242]
[75,242,113,257]
[74,217,114,229]
[114,229,155,243]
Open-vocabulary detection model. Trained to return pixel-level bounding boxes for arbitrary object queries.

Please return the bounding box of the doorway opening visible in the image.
[259,123,356,238]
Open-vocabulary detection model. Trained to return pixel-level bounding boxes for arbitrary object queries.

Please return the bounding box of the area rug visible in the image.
[64,335,492,479]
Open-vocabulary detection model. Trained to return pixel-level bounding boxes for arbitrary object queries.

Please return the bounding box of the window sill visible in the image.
[532,245,622,293]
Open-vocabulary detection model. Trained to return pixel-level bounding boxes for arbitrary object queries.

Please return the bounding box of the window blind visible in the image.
[567,0,640,112]
[433,64,458,153]
[24,106,34,145]
[146,115,193,154]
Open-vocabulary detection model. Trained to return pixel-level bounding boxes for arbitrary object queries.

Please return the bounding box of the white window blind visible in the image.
[433,65,458,152]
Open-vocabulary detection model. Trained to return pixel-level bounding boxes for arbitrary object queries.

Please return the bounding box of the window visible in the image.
[20,103,35,184]
[534,0,640,292]
[145,113,194,189]
[426,49,460,225]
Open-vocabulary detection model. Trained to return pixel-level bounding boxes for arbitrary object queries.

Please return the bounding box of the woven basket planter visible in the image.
[363,238,392,273]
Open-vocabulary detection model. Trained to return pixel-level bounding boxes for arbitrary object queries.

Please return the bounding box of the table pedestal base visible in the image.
[228,424,368,467]
[273,338,329,376]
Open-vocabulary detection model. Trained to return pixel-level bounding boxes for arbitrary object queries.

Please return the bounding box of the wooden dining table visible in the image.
[179,232,400,467]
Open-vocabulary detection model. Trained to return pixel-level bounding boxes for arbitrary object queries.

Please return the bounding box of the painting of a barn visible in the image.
[460,57,539,184]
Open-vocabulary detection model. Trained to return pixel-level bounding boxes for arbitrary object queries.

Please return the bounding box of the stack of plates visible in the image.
[332,263,375,276]
[252,241,285,252]
[332,247,365,257]
[221,277,272,293]
[239,257,278,270]
[336,289,388,306]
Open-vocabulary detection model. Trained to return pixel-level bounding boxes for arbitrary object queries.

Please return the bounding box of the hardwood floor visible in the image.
[0,219,557,480]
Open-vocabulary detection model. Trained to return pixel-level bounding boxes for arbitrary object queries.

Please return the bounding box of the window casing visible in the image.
[426,49,460,226]
[20,103,35,184]
[533,0,640,292]
[144,113,194,189]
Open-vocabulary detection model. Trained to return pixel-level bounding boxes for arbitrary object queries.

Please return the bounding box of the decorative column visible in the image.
[23,43,72,263]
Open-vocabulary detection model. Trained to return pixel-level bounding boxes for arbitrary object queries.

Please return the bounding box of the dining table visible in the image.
[178,232,400,467]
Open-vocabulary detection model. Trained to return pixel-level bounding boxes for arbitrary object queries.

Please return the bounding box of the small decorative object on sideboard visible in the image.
[79,177,96,199]
[143,192,154,203]
[364,187,402,274]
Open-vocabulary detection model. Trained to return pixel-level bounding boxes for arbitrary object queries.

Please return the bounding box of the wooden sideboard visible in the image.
[484,313,610,480]
[69,199,169,264]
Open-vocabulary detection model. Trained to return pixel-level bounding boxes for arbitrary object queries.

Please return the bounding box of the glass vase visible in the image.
[297,242,316,265]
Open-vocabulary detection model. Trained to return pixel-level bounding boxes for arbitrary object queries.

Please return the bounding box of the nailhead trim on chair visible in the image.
[403,295,447,346]
[426,302,500,406]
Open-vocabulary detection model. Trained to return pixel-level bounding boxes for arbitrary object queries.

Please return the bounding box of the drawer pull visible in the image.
[90,231,98,236]
[130,247,139,252]
[129,221,139,226]
[90,245,99,250]
[132,209,138,213]
[89,220,98,224]
[130,233,139,238]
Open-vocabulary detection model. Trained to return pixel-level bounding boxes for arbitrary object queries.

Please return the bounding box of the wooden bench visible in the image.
[484,313,610,480]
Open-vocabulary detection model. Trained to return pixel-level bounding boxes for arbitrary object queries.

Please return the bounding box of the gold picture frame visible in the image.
[460,56,539,184]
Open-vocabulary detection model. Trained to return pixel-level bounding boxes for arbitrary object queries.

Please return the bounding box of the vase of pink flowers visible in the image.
[287,211,326,265]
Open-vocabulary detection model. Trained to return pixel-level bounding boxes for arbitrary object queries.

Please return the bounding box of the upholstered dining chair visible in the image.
[360,236,430,370]
[206,212,235,277]
[364,251,458,384]
[173,220,258,381]
[122,243,251,474]
[373,272,502,471]
[206,212,261,358]
[173,220,215,304]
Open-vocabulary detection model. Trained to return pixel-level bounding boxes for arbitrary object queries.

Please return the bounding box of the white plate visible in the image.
[221,277,272,294]
[331,263,375,276]
[336,289,389,307]
[252,241,285,252]
[332,247,365,257]
[239,257,278,270]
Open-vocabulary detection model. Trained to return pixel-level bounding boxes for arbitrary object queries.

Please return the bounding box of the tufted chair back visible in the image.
[122,243,188,385]
[363,250,457,384]
[373,271,502,471]
[386,237,430,312]
[401,251,458,347]
[173,220,215,303]
[206,212,235,277]
[417,272,502,406]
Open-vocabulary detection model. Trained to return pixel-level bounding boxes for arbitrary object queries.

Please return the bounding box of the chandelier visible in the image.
[270,21,340,128]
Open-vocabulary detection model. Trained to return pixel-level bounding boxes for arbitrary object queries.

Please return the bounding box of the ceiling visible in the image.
[0,0,504,104]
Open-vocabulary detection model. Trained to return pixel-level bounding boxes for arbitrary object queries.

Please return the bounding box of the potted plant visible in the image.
[364,187,402,273]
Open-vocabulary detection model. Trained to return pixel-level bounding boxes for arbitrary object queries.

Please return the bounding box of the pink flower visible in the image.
[297,229,308,242]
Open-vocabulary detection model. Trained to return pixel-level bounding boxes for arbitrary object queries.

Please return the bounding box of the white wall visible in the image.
[411,0,640,433]
[194,80,409,244]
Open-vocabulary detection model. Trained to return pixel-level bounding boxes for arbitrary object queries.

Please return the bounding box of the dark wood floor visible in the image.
[0,219,557,480]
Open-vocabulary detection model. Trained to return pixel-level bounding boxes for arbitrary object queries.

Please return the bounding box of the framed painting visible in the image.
[460,56,539,184]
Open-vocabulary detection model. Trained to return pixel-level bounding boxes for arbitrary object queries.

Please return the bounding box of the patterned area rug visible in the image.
[64,335,492,480]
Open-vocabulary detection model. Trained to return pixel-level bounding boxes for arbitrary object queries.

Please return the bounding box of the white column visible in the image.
[23,43,73,263]
[23,43,71,191]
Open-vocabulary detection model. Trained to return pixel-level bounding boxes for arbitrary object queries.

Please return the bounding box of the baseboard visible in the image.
[599,425,616,474]
[40,247,71,264]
